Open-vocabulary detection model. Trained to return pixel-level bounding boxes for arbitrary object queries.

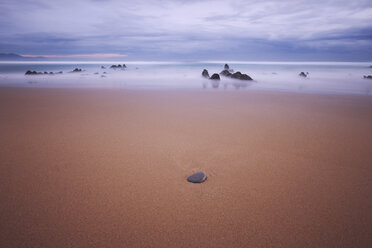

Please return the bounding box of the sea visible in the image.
[0,61,371,95]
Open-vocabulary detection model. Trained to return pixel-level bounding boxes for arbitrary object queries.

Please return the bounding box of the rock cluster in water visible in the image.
[71,68,83,73]
[299,72,309,77]
[201,64,254,89]
[202,64,253,81]
[363,75,372,79]
[25,70,63,75]
[110,64,127,69]
[219,65,252,81]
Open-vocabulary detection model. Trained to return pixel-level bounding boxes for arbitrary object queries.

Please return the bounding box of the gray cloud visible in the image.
[0,0,371,60]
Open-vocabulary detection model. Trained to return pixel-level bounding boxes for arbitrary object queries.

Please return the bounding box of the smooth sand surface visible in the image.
[0,88,371,247]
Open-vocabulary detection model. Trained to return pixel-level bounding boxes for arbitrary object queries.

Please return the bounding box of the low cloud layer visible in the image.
[0,0,371,60]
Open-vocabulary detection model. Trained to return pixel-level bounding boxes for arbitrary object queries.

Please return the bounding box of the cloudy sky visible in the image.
[0,0,371,61]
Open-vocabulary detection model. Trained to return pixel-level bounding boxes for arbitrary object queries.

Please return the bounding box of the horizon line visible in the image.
[0,60,371,65]
[20,53,128,59]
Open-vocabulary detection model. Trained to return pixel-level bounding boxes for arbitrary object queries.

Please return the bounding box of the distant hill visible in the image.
[0,53,25,60]
[0,53,46,60]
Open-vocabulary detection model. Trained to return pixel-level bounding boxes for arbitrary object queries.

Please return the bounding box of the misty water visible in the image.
[0,61,371,95]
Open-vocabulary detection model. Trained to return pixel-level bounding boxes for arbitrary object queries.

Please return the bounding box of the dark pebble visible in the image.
[187,172,207,183]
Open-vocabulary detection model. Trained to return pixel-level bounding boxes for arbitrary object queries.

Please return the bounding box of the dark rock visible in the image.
[202,69,210,78]
[240,74,253,80]
[25,70,36,75]
[94,72,99,75]
[187,172,207,183]
[299,72,307,77]
[25,70,42,75]
[222,71,253,80]
[210,73,220,80]
[231,71,242,79]
[209,73,220,88]
[72,68,82,72]
[101,66,106,69]
[220,69,232,77]
[224,64,230,70]
[364,75,372,79]
[110,64,125,69]
[26,70,62,75]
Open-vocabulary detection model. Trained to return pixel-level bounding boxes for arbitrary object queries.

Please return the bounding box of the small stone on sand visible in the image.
[187,172,207,183]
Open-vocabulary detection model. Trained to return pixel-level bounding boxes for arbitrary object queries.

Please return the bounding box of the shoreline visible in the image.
[1,87,371,247]
[1,84,372,97]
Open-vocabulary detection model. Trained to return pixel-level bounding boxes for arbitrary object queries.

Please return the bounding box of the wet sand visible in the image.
[0,87,371,247]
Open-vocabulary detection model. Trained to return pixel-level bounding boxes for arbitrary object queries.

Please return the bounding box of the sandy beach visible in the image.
[0,87,371,247]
